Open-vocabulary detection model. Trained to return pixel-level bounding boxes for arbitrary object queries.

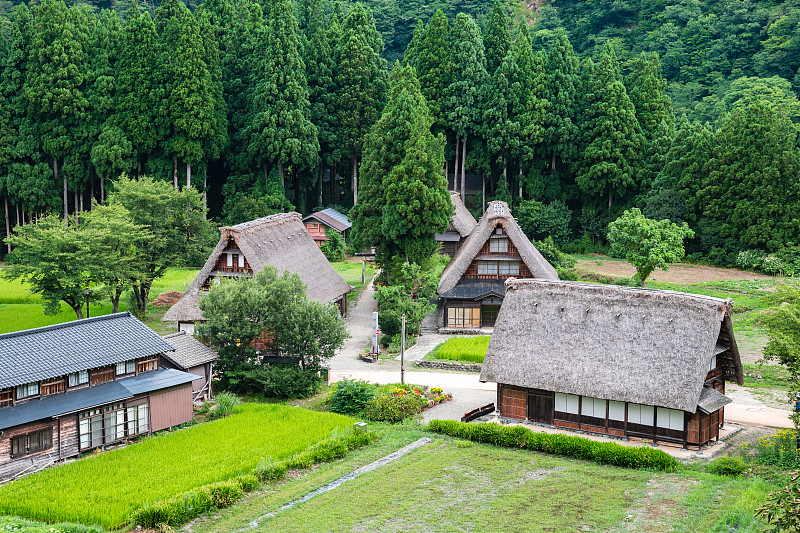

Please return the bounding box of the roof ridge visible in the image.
[162,331,187,339]
[505,278,731,305]
[0,311,133,341]
[224,212,301,231]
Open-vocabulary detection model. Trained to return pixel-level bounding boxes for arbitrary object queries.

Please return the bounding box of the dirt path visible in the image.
[576,257,772,284]
[327,276,379,372]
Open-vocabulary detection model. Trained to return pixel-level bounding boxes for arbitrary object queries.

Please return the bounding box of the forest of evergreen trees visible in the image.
[1,0,799,272]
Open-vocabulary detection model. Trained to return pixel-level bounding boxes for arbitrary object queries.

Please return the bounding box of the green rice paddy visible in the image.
[0,404,353,528]
[430,336,490,363]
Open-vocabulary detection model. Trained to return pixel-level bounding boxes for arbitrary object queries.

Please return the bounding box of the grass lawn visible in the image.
[188,425,774,533]
[0,267,199,334]
[427,336,490,363]
[0,404,353,529]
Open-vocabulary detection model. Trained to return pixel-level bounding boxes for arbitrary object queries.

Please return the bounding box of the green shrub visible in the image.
[235,473,261,492]
[364,393,423,422]
[532,236,575,269]
[248,365,322,399]
[254,458,287,481]
[707,456,747,476]
[320,227,346,262]
[749,429,800,469]
[207,391,241,420]
[427,420,678,472]
[207,480,244,508]
[131,501,174,529]
[329,379,376,414]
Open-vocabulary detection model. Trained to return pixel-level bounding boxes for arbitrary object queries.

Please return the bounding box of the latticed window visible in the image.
[489,238,508,253]
[15,382,39,400]
[447,307,480,328]
[116,360,136,376]
[68,370,89,387]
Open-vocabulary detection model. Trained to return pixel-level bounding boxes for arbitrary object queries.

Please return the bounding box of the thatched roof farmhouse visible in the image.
[482,278,743,449]
[163,213,351,333]
[437,200,558,329]
[435,191,478,259]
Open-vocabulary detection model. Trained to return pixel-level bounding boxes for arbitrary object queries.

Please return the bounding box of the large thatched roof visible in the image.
[438,200,558,295]
[480,279,743,413]
[163,213,350,323]
[449,191,477,238]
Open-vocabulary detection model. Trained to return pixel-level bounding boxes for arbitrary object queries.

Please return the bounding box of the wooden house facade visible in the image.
[0,313,200,480]
[302,208,351,247]
[163,212,352,333]
[437,201,558,329]
[434,191,478,259]
[481,279,743,449]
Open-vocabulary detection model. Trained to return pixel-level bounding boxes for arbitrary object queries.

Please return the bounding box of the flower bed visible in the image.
[362,384,452,423]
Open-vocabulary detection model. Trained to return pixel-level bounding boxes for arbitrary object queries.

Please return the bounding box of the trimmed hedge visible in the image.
[133,429,378,529]
[428,420,678,472]
[255,429,378,480]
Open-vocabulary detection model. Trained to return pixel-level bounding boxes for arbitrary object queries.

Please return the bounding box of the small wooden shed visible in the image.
[302,208,352,247]
[160,331,219,402]
[481,279,743,448]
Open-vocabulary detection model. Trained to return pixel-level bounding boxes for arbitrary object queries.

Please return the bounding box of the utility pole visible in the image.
[400,314,406,384]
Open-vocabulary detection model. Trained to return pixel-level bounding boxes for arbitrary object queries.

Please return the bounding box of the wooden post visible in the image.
[698,411,703,452]
[624,403,628,437]
[400,314,406,385]
[682,412,688,450]
[605,400,609,434]
[361,259,366,285]
[578,396,582,431]
[652,407,658,445]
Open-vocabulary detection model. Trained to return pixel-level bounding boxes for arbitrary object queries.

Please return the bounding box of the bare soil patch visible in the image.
[153,291,184,306]
[576,257,772,284]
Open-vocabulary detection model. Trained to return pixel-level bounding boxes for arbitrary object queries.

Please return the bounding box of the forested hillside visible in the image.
[0,0,799,275]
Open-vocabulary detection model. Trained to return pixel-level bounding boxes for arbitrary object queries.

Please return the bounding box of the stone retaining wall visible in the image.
[415,360,482,372]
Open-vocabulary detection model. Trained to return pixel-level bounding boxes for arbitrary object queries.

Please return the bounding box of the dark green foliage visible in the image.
[532,236,575,269]
[516,199,572,243]
[329,379,376,414]
[242,366,322,399]
[756,471,800,531]
[707,457,747,477]
[427,420,679,472]
[373,260,439,337]
[320,227,346,262]
[643,189,686,224]
[577,44,644,215]
[702,103,800,253]
[363,393,423,422]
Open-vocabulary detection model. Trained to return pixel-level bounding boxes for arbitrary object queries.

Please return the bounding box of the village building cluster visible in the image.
[0,200,744,478]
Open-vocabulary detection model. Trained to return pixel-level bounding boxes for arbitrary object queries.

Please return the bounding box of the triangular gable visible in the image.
[438,201,558,295]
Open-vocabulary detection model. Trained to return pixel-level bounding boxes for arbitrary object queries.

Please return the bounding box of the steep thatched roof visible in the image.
[438,201,558,294]
[163,213,350,323]
[449,191,477,238]
[480,279,743,413]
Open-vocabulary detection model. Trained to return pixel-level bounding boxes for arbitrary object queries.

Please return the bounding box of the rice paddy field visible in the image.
[0,267,199,334]
[429,336,490,363]
[0,404,353,529]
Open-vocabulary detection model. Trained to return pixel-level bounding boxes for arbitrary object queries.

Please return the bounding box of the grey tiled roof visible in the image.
[439,279,507,300]
[0,312,176,390]
[162,332,219,369]
[0,369,200,431]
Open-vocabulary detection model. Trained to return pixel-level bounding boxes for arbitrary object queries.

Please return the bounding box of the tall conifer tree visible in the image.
[447,13,487,201]
[249,0,318,192]
[484,0,511,76]
[542,32,579,184]
[577,43,643,216]
[25,0,90,219]
[335,2,387,205]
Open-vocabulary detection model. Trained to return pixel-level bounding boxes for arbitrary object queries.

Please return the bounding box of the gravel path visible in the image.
[327,276,379,371]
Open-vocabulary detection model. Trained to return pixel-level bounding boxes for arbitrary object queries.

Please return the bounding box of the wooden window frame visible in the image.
[68,370,89,388]
[136,357,158,374]
[15,382,39,400]
[446,306,480,328]
[0,388,13,408]
[10,428,52,458]
[116,360,136,377]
